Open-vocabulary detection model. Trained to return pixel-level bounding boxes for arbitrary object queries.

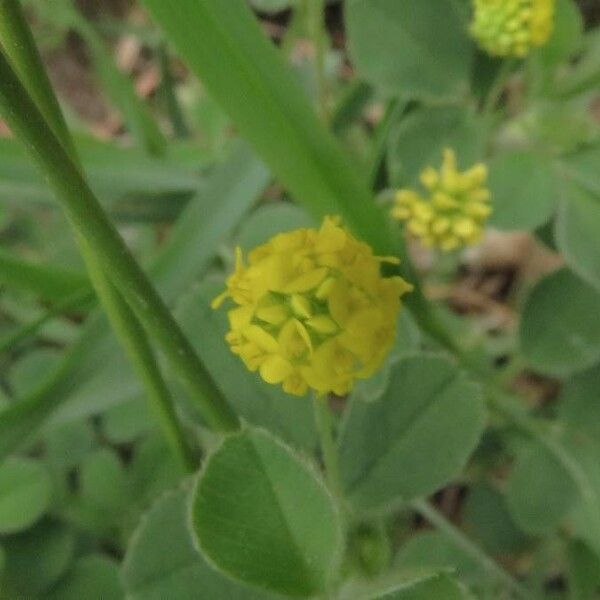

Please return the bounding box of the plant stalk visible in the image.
[312,395,343,500]
[0,6,239,437]
[303,0,329,121]
[411,499,532,600]
[0,0,199,469]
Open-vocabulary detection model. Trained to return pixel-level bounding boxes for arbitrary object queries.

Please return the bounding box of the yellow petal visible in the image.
[259,355,293,384]
[283,267,328,294]
[290,294,312,319]
[244,325,279,353]
[306,315,338,335]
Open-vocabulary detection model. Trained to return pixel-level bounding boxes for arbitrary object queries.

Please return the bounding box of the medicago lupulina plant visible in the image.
[0,0,599,598]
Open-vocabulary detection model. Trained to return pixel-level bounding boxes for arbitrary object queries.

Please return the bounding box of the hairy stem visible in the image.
[313,395,343,500]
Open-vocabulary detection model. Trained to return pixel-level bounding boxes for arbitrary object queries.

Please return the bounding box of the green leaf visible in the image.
[122,485,280,599]
[345,0,472,101]
[0,248,88,301]
[48,555,124,600]
[249,0,295,12]
[45,420,96,471]
[191,427,343,597]
[1,520,75,597]
[235,203,316,253]
[562,144,600,197]
[395,531,484,583]
[563,434,600,558]
[463,483,528,556]
[369,573,469,600]
[386,106,486,187]
[558,364,600,438]
[79,449,128,518]
[567,540,600,600]
[175,279,316,450]
[536,0,583,68]
[556,183,600,292]
[0,145,267,460]
[352,310,422,403]
[139,0,395,256]
[519,268,600,377]
[101,399,154,444]
[555,28,600,98]
[151,143,270,297]
[0,457,52,534]
[128,433,184,507]
[506,443,578,535]
[9,347,63,397]
[0,136,203,218]
[488,151,560,231]
[339,354,485,513]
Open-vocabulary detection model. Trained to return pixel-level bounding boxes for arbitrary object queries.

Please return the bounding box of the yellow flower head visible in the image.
[212,217,412,397]
[470,0,555,58]
[391,149,491,252]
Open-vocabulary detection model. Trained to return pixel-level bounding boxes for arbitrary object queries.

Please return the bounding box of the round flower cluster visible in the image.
[391,149,492,252]
[470,0,555,58]
[212,217,412,397]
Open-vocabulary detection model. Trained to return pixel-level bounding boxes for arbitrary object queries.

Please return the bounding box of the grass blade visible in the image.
[0,248,89,301]
[140,0,396,255]
[0,47,239,432]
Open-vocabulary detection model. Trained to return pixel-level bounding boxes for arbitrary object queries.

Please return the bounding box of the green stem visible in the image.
[0,0,197,469]
[411,499,532,600]
[0,1,238,443]
[303,0,329,120]
[0,0,77,157]
[82,248,196,472]
[0,47,239,433]
[158,43,190,139]
[0,289,93,355]
[330,80,372,136]
[368,99,405,189]
[489,391,600,542]
[312,395,343,499]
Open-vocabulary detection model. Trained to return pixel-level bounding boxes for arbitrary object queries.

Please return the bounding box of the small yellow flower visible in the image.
[212,217,412,397]
[470,0,555,58]
[391,149,492,252]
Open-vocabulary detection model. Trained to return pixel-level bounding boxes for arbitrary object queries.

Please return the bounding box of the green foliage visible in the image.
[488,150,560,231]
[395,530,485,583]
[386,106,487,187]
[191,428,343,597]
[0,458,52,534]
[345,0,473,101]
[1,520,75,597]
[370,573,470,600]
[0,0,598,597]
[520,269,600,376]
[556,183,600,292]
[122,485,276,599]
[176,280,316,449]
[140,0,395,255]
[463,483,528,556]
[47,555,123,600]
[506,444,578,535]
[340,355,485,512]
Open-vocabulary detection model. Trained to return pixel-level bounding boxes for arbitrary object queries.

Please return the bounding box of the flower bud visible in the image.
[391,149,492,251]
[470,0,555,58]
